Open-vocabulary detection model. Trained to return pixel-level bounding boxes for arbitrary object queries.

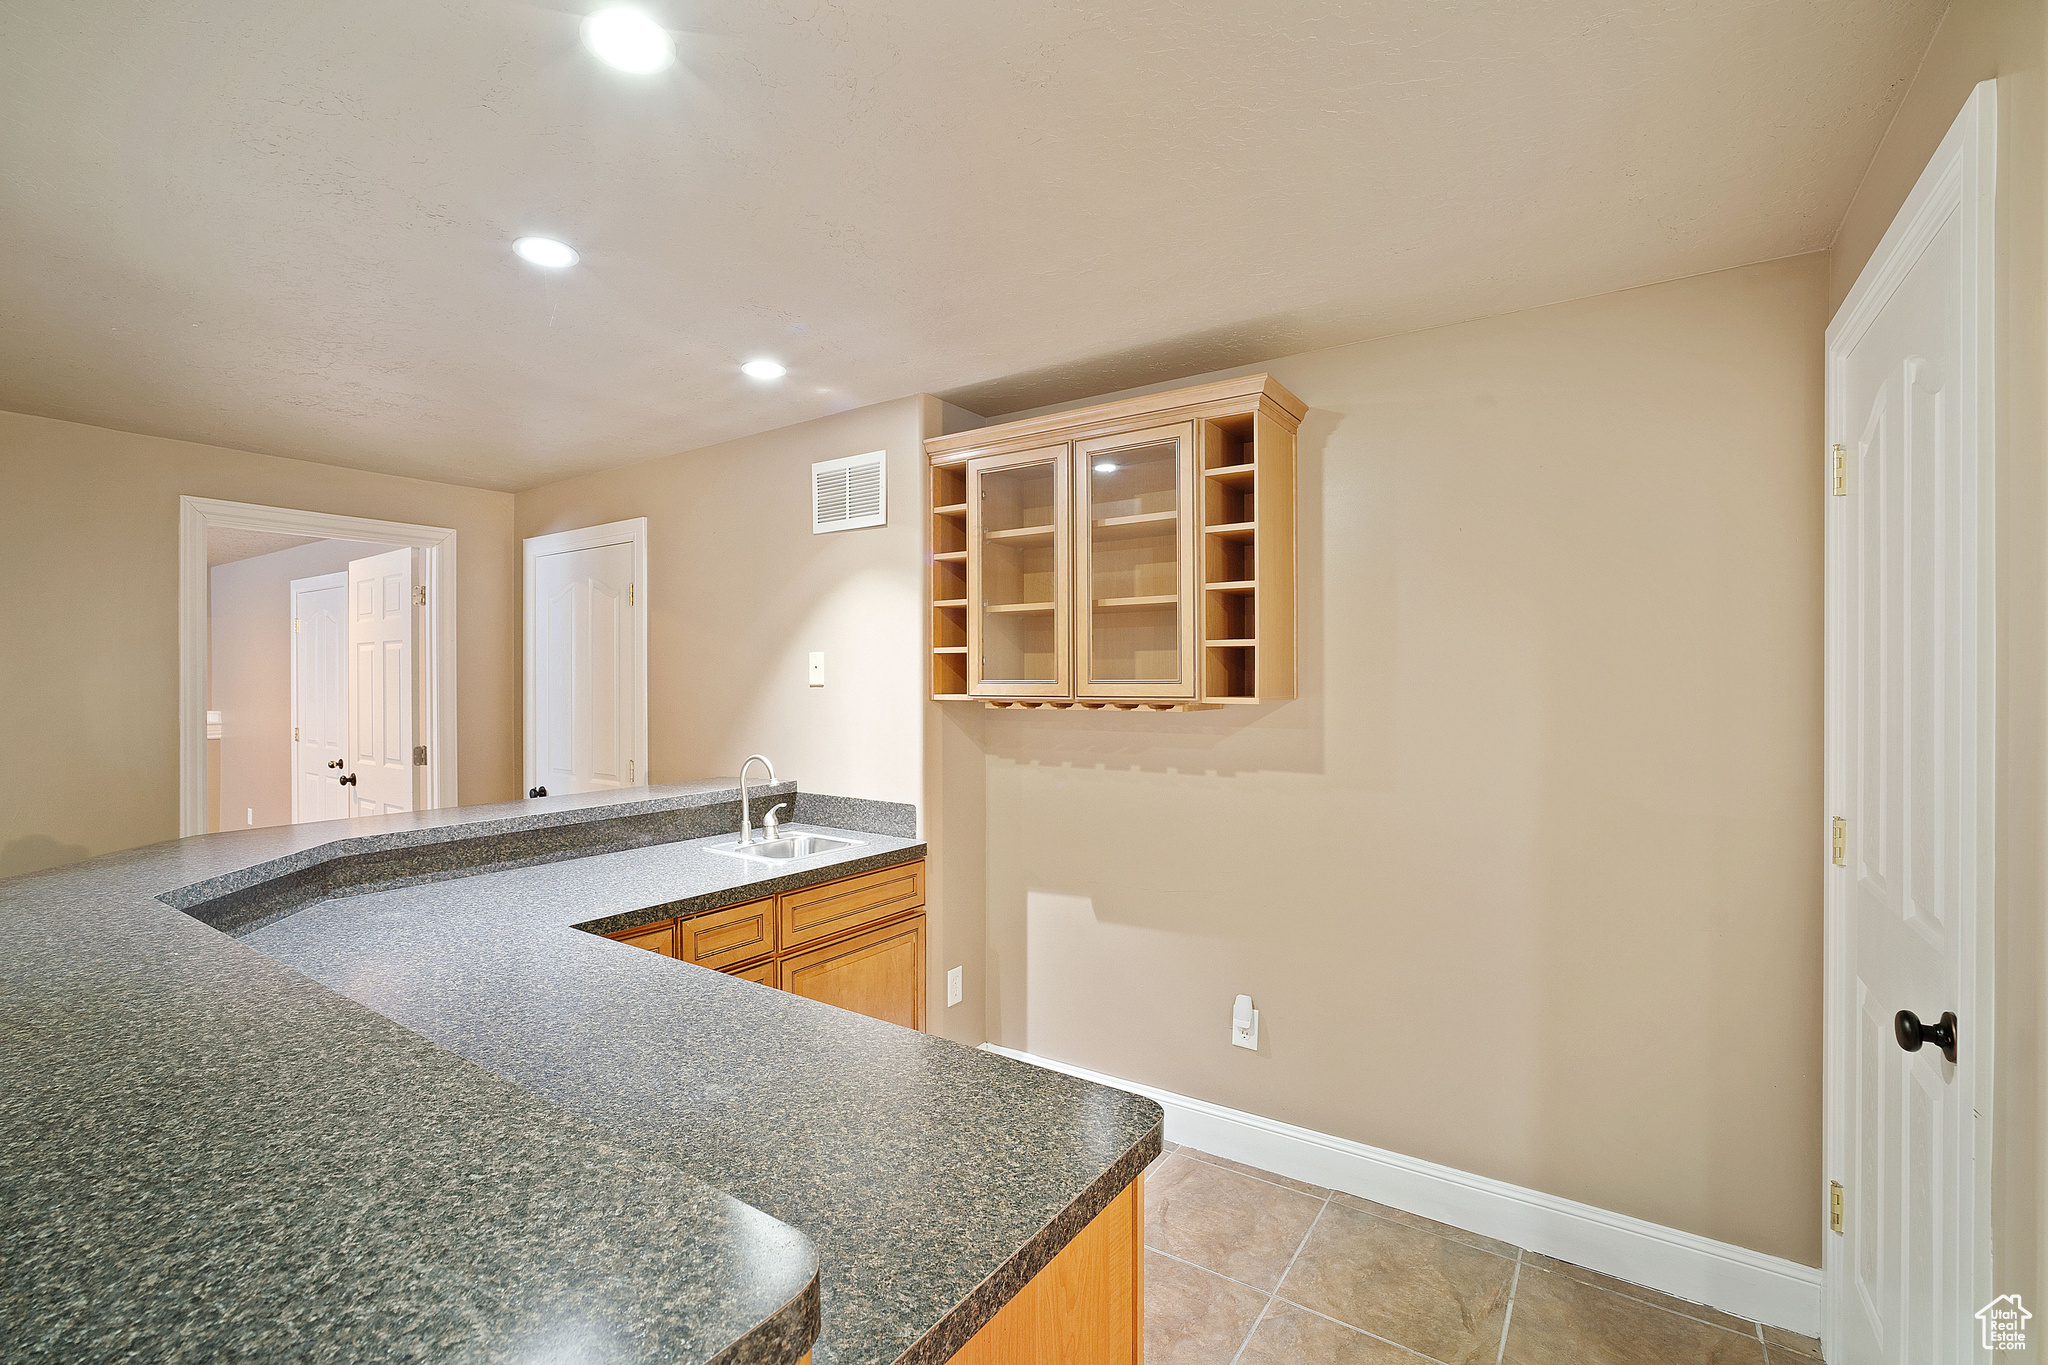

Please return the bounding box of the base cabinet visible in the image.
[604,858,927,1030]
[949,1177,1143,1365]
[779,915,926,1031]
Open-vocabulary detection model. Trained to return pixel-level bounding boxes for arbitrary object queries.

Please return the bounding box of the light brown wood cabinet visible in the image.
[927,373,1301,709]
[779,915,926,1031]
[948,1177,1143,1365]
[603,858,926,1029]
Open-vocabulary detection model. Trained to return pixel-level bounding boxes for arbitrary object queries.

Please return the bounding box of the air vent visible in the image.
[813,450,888,533]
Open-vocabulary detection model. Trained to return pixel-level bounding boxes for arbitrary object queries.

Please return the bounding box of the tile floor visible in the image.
[1143,1143,1825,1365]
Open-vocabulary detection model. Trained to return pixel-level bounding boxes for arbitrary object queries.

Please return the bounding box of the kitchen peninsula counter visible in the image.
[0,781,1161,1365]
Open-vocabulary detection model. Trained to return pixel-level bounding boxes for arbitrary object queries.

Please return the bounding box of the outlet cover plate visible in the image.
[946,966,963,1006]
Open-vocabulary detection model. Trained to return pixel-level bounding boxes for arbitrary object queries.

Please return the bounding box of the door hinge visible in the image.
[413,585,427,606]
[1831,444,1848,496]
[1829,1180,1844,1234]
[293,726,300,741]
[629,759,635,782]
[629,583,635,606]
[293,617,301,633]
[412,745,427,766]
[1831,816,1847,866]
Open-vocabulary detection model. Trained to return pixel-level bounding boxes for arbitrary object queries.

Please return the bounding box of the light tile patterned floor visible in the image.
[1142,1144,1824,1365]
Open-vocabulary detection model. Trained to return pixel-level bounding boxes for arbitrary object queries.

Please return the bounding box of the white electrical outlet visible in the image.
[1231,994,1259,1050]
[947,966,963,1006]
[246,809,254,826]
[808,651,825,687]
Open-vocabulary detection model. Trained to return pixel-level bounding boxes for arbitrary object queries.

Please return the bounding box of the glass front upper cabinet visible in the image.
[1074,422,1199,698]
[967,443,1070,697]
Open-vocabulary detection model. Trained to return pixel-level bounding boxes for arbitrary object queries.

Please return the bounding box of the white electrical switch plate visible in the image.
[808,651,825,686]
[1231,994,1259,1050]
[947,966,963,1006]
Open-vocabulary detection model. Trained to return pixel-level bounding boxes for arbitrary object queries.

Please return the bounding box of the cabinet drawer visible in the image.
[679,897,775,970]
[779,913,925,1030]
[726,958,778,987]
[607,919,677,957]
[778,859,925,951]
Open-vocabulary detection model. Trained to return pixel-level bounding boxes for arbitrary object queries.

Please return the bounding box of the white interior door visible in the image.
[530,537,637,795]
[1825,82,1993,1365]
[346,547,416,817]
[290,572,349,823]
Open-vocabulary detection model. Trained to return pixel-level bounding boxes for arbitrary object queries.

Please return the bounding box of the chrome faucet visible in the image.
[762,803,787,842]
[736,754,776,846]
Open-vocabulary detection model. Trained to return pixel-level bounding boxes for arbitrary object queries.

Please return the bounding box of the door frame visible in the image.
[287,570,347,825]
[522,517,649,795]
[179,496,459,836]
[1821,79,1997,1357]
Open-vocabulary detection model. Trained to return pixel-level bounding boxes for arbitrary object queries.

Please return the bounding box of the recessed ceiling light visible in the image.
[741,359,787,380]
[513,236,579,268]
[1094,462,1118,473]
[582,8,676,73]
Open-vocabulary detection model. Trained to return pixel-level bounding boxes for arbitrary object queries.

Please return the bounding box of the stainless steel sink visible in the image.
[709,833,863,862]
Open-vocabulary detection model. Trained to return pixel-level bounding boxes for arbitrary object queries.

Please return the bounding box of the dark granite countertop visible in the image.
[1,782,1162,1365]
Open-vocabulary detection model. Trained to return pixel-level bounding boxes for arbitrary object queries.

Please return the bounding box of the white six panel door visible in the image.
[1830,115,1982,1364]
[531,540,635,794]
[345,547,416,817]
[290,573,349,823]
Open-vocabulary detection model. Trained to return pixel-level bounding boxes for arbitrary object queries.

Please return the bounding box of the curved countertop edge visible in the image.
[715,1281,824,1365]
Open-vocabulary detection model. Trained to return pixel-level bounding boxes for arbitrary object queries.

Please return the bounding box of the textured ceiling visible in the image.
[0,1,1945,491]
[207,527,321,568]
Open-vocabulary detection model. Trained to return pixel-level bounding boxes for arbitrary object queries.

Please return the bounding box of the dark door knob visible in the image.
[327,759,344,769]
[1895,1009,1958,1064]
[528,786,548,798]
[338,772,357,787]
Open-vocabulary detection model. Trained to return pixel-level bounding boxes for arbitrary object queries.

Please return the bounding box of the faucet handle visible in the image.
[763,803,788,839]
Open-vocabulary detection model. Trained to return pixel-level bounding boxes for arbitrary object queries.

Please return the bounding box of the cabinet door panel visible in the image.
[607,920,677,957]
[726,958,778,987]
[779,915,925,1030]
[679,897,775,969]
[968,444,1071,698]
[779,860,925,951]
[1075,423,1197,698]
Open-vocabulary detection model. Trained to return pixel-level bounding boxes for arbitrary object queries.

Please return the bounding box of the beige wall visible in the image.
[210,538,385,832]
[514,396,926,807]
[1829,0,2048,1320]
[515,396,995,1033]
[975,254,1828,1265]
[0,410,520,878]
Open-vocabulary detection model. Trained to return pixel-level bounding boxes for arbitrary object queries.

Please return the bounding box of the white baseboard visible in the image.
[982,1043,1822,1338]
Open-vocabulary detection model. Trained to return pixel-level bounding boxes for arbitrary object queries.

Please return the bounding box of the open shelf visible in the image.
[933,646,967,654]
[1204,642,1256,699]
[934,597,968,608]
[1094,594,1178,609]
[1202,413,1255,471]
[934,502,968,515]
[987,601,1055,614]
[933,550,966,562]
[1204,462,1256,485]
[1205,521,1256,541]
[1205,579,1257,593]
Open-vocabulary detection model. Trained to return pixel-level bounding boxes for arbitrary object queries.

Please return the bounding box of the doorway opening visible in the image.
[522,518,648,798]
[179,497,458,838]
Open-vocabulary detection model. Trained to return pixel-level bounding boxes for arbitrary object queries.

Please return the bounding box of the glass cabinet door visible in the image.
[1074,422,1198,698]
[967,444,1070,697]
